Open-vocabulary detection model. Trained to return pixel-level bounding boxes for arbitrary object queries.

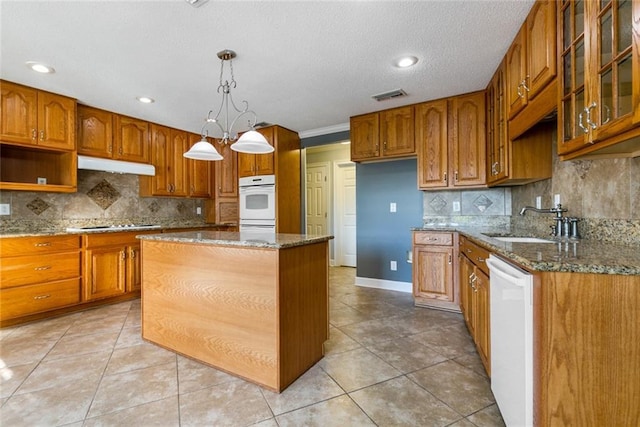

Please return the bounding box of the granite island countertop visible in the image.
[413,226,640,276]
[138,230,334,249]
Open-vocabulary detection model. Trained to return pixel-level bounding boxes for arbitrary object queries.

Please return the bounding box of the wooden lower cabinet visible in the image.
[82,232,149,301]
[458,235,490,375]
[0,235,81,323]
[412,231,459,312]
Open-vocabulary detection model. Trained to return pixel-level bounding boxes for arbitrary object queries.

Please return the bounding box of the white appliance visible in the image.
[486,254,534,427]
[239,174,276,233]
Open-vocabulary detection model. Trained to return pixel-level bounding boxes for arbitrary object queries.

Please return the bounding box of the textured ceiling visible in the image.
[1,0,535,138]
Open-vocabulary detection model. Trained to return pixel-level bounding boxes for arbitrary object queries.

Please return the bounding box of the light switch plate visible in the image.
[452,201,461,212]
[196,207,202,215]
[536,196,542,209]
[554,194,561,206]
[390,260,397,271]
[390,202,396,213]
[0,204,10,215]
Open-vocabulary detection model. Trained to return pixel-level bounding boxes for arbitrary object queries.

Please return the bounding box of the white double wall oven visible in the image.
[239,174,276,234]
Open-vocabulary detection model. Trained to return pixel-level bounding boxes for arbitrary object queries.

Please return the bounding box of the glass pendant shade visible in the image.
[230,130,274,154]
[183,138,223,161]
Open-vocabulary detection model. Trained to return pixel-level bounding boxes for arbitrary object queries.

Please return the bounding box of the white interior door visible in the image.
[305,163,328,235]
[335,162,356,267]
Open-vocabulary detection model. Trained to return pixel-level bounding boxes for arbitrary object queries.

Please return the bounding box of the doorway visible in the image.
[304,143,355,267]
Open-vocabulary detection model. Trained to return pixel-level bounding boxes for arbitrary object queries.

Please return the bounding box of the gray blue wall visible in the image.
[356,159,422,282]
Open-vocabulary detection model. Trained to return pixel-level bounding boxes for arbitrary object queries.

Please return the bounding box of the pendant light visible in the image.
[184,49,274,161]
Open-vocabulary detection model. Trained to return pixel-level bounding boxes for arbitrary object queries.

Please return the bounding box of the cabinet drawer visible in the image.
[414,232,453,246]
[1,235,80,256]
[0,278,80,320]
[83,230,155,248]
[0,252,80,289]
[460,239,490,275]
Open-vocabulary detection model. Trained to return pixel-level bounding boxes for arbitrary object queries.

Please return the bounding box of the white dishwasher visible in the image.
[486,254,533,427]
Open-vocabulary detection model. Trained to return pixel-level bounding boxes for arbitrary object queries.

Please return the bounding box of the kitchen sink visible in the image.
[488,236,555,243]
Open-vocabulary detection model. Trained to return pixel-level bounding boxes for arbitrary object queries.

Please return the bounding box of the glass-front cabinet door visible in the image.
[589,0,636,142]
[559,0,640,157]
[559,0,587,154]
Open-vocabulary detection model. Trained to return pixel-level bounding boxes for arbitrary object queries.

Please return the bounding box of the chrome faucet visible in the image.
[519,204,567,217]
[519,204,568,237]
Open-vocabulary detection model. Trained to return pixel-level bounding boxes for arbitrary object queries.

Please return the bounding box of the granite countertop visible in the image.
[413,226,640,276]
[0,223,235,238]
[138,230,334,249]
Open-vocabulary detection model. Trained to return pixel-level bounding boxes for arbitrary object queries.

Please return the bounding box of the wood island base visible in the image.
[140,236,329,392]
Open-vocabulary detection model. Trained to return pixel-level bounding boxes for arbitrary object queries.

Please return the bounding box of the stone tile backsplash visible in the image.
[0,170,207,233]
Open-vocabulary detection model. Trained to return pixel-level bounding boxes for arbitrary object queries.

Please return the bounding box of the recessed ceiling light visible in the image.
[136,96,155,104]
[395,56,418,68]
[26,61,55,74]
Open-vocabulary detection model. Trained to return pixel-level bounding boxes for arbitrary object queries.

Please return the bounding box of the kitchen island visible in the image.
[138,230,332,392]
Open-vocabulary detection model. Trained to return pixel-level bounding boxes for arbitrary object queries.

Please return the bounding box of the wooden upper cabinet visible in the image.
[214,140,238,199]
[350,106,415,162]
[79,106,150,164]
[237,127,275,178]
[0,81,75,151]
[505,0,557,137]
[168,129,188,197]
[486,60,509,185]
[526,0,557,99]
[380,106,415,157]
[114,115,149,163]
[350,113,379,161]
[77,106,113,157]
[449,92,486,187]
[558,0,640,159]
[506,24,528,119]
[416,100,448,189]
[187,133,212,198]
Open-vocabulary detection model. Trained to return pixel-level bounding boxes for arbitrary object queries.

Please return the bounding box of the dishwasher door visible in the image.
[486,254,533,427]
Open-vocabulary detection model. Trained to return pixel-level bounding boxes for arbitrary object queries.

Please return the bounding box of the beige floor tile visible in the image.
[179,380,272,426]
[0,336,57,366]
[177,355,240,394]
[1,315,78,342]
[262,365,344,415]
[447,418,478,427]
[408,360,495,416]
[104,341,176,375]
[323,326,362,355]
[83,396,180,426]
[65,314,126,337]
[339,317,406,346]
[1,377,98,426]
[44,331,119,361]
[123,309,141,328]
[115,325,145,349]
[409,323,476,358]
[276,394,375,427]
[329,305,371,327]
[466,403,506,427]
[318,347,401,392]
[16,351,109,395]
[384,308,463,335]
[367,336,448,373]
[88,362,178,418]
[350,376,462,426]
[347,301,411,320]
[453,352,489,378]
[251,418,279,427]
[0,362,37,398]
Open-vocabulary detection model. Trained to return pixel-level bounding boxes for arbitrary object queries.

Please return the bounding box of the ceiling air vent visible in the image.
[371,89,407,102]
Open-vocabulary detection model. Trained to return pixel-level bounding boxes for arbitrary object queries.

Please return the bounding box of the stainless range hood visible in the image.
[78,155,155,176]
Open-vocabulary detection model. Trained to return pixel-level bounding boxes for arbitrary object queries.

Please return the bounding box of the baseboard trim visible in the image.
[355,276,412,293]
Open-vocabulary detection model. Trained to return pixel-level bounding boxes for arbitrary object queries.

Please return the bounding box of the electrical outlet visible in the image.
[452,201,461,212]
[536,196,542,209]
[37,177,47,185]
[554,194,561,206]
[0,204,10,215]
[389,202,396,213]
[390,260,397,271]
[196,207,202,215]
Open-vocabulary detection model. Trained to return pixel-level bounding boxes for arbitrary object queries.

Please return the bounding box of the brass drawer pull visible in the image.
[34,242,52,247]
[33,294,51,300]
[34,266,52,271]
